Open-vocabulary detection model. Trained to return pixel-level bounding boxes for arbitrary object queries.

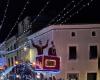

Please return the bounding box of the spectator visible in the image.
[49,77,52,80]
[52,76,56,80]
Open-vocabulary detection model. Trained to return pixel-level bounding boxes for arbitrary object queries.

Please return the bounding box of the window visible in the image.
[67,73,79,80]
[14,44,16,49]
[69,46,77,59]
[71,32,75,37]
[89,46,97,59]
[7,48,9,51]
[87,73,97,80]
[92,31,96,36]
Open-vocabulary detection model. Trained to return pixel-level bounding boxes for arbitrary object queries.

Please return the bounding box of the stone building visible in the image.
[28,24,100,80]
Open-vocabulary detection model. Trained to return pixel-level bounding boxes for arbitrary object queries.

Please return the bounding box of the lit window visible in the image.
[69,46,77,59]
[89,46,97,59]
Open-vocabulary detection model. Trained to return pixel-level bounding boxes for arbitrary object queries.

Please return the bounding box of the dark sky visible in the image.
[0,0,100,43]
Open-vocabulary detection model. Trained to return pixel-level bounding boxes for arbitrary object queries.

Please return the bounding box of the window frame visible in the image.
[69,46,77,60]
[89,45,97,59]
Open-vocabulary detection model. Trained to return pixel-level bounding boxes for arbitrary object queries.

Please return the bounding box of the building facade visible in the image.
[28,24,100,80]
[0,42,7,70]
[5,36,17,66]
[0,16,31,67]
[17,16,32,62]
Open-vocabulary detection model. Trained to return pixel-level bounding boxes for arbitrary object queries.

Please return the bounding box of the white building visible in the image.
[28,24,100,80]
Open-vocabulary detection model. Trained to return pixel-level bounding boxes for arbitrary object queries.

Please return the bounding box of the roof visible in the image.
[28,24,100,39]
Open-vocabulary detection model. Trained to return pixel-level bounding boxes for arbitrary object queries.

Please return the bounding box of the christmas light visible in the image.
[55,0,90,24]
[4,0,30,41]
[0,0,95,57]
[61,0,94,24]
[31,0,50,24]
[0,0,9,30]
[48,0,75,25]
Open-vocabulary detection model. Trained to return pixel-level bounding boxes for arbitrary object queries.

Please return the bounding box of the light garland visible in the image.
[4,0,30,41]
[16,1,50,34]
[48,0,75,26]
[30,1,50,26]
[23,0,50,34]
[0,0,9,30]
[0,0,30,56]
[0,0,95,57]
[54,0,84,24]
[61,0,94,24]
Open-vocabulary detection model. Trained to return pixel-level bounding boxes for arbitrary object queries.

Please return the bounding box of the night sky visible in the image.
[0,0,100,43]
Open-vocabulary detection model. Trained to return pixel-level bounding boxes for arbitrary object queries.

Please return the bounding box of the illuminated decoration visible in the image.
[47,0,94,25]
[32,62,36,66]
[0,0,50,53]
[61,0,94,24]
[15,61,19,65]
[0,66,4,70]
[35,55,60,71]
[30,1,50,26]
[48,0,75,25]
[4,0,30,41]
[56,0,85,24]
[24,46,27,51]
[0,0,9,30]
[0,0,94,58]
[45,59,56,67]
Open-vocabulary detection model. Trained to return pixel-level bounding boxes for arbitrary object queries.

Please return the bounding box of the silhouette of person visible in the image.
[52,76,56,80]
[48,41,57,56]
[31,39,49,55]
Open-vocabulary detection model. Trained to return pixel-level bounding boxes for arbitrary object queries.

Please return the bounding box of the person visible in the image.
[52,76,56,80]
[49,77,52,80]
[48,41,57,56]
[31,39,49,55]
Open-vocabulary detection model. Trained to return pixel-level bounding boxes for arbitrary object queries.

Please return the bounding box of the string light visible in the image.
[55,0,84,24]
[47,0,75,26]
[57,0,94,24]
[61,0,94,24]
[0,0,9,30]
[0,0,68,56]
[31,1,50,25]
[0,0,95,57]
[4,0,30,41]
[0,0,30,57]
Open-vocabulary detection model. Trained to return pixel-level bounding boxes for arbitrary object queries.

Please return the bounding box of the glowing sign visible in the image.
[35,55,60,71]
[45,59,56,67]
